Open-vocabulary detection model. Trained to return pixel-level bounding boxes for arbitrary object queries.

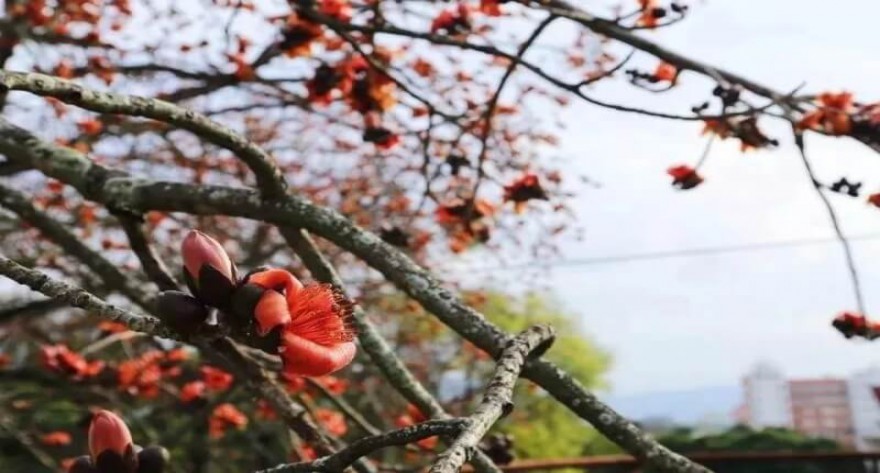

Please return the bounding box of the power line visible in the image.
[442,232,880,274]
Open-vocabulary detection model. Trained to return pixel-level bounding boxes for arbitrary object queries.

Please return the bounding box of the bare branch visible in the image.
[430,325,555,473]
[256,419,466,473]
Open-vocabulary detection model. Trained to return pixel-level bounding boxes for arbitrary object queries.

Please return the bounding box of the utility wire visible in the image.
[441,232,880,274]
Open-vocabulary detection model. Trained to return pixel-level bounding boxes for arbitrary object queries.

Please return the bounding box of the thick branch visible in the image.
[0,70,288,197]
[430,325,555,473]
[0,183,154,306]
[0,256,169,336]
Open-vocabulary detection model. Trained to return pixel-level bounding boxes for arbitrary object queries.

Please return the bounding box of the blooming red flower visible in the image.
[40,431,72,446]
[40,344,104,379]
[117,350,165,399]
[180,381,206,403]
[832,311,880,339]
[435,199,495,225]
[868,193,880,208]
[245,268,356,377]
[0,353,10,369]
[667,165,703,190]
[165,348,189,363]
[503,173,549,214]
[798,91,854,136]
[315,375,349,395]
[200,366,233,392]
[637,0,659,28]
[209,403,248,439]
[281,15,324,58]
[394,405,438,449]
[315,408,348,437]
[479,0,502,16]
[431,4,471,34]
[652,62,677,83]
[77,118,103,136]
[283,373,308,393]
[89,410,133,460]
[319,0,352,22]
[98,321,128,334]
[256,399,278,420]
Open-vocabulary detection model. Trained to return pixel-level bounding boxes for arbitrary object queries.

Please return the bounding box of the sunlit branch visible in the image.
[430,325,555,473]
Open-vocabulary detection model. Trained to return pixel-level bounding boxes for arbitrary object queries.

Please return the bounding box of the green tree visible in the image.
[481,292,614,459]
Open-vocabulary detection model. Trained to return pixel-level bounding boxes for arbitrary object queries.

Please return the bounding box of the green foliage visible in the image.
[658,424,841,453]
[655,425,843,473]
[478,292,615,459]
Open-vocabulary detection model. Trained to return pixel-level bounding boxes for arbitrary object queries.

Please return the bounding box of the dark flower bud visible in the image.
[68,456,96,473]
[136,446,170,473]
[155,291,210,335]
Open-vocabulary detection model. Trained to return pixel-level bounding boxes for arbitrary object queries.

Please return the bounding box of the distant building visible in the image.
[789,379,854,448]
[740,363,880,450]
[742,362,792,428]
[847,367,880,450]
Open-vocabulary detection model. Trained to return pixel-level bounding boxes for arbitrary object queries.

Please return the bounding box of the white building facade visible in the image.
[742,362,792,428]
[847,366,880,451]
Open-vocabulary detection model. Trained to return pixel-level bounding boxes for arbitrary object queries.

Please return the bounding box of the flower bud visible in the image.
[155,291,210,335]
[88,410,133,460]
[137,446,170,473]
[181,230,237,308]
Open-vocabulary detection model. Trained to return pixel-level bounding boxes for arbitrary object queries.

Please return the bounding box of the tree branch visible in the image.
[256,419,466,473]
[430,325,555,473]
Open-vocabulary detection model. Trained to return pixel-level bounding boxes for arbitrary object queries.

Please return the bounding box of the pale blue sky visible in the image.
[538,0,880,396]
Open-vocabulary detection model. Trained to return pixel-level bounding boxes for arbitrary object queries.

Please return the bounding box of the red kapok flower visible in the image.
[98,321,129,334]
[256,399,278,420]
[209,403,248,439]
[394,405,438,449]
[315,375,349,395]
[180,381,206,403]
[480,0,502,16]
[40,431,72,446]
[667,165,703,190]
[40,344,104,379]
[241,268,356,377]
[200,366,233,391]
[832,311,880,339]
[652,62,677,83]
[247,268,302,335]
[319,0,352,22]
[431,3,471,34]
[798,91,854,136]
[503,173,549,214]
[77,118,103,136]
[278,284,357,377]
[89,410,133,460]
[315,408,348,436]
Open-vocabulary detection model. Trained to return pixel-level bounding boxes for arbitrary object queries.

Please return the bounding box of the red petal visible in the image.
[248,268,304,296]
[254,290,292,335]
[280,332,356,377]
